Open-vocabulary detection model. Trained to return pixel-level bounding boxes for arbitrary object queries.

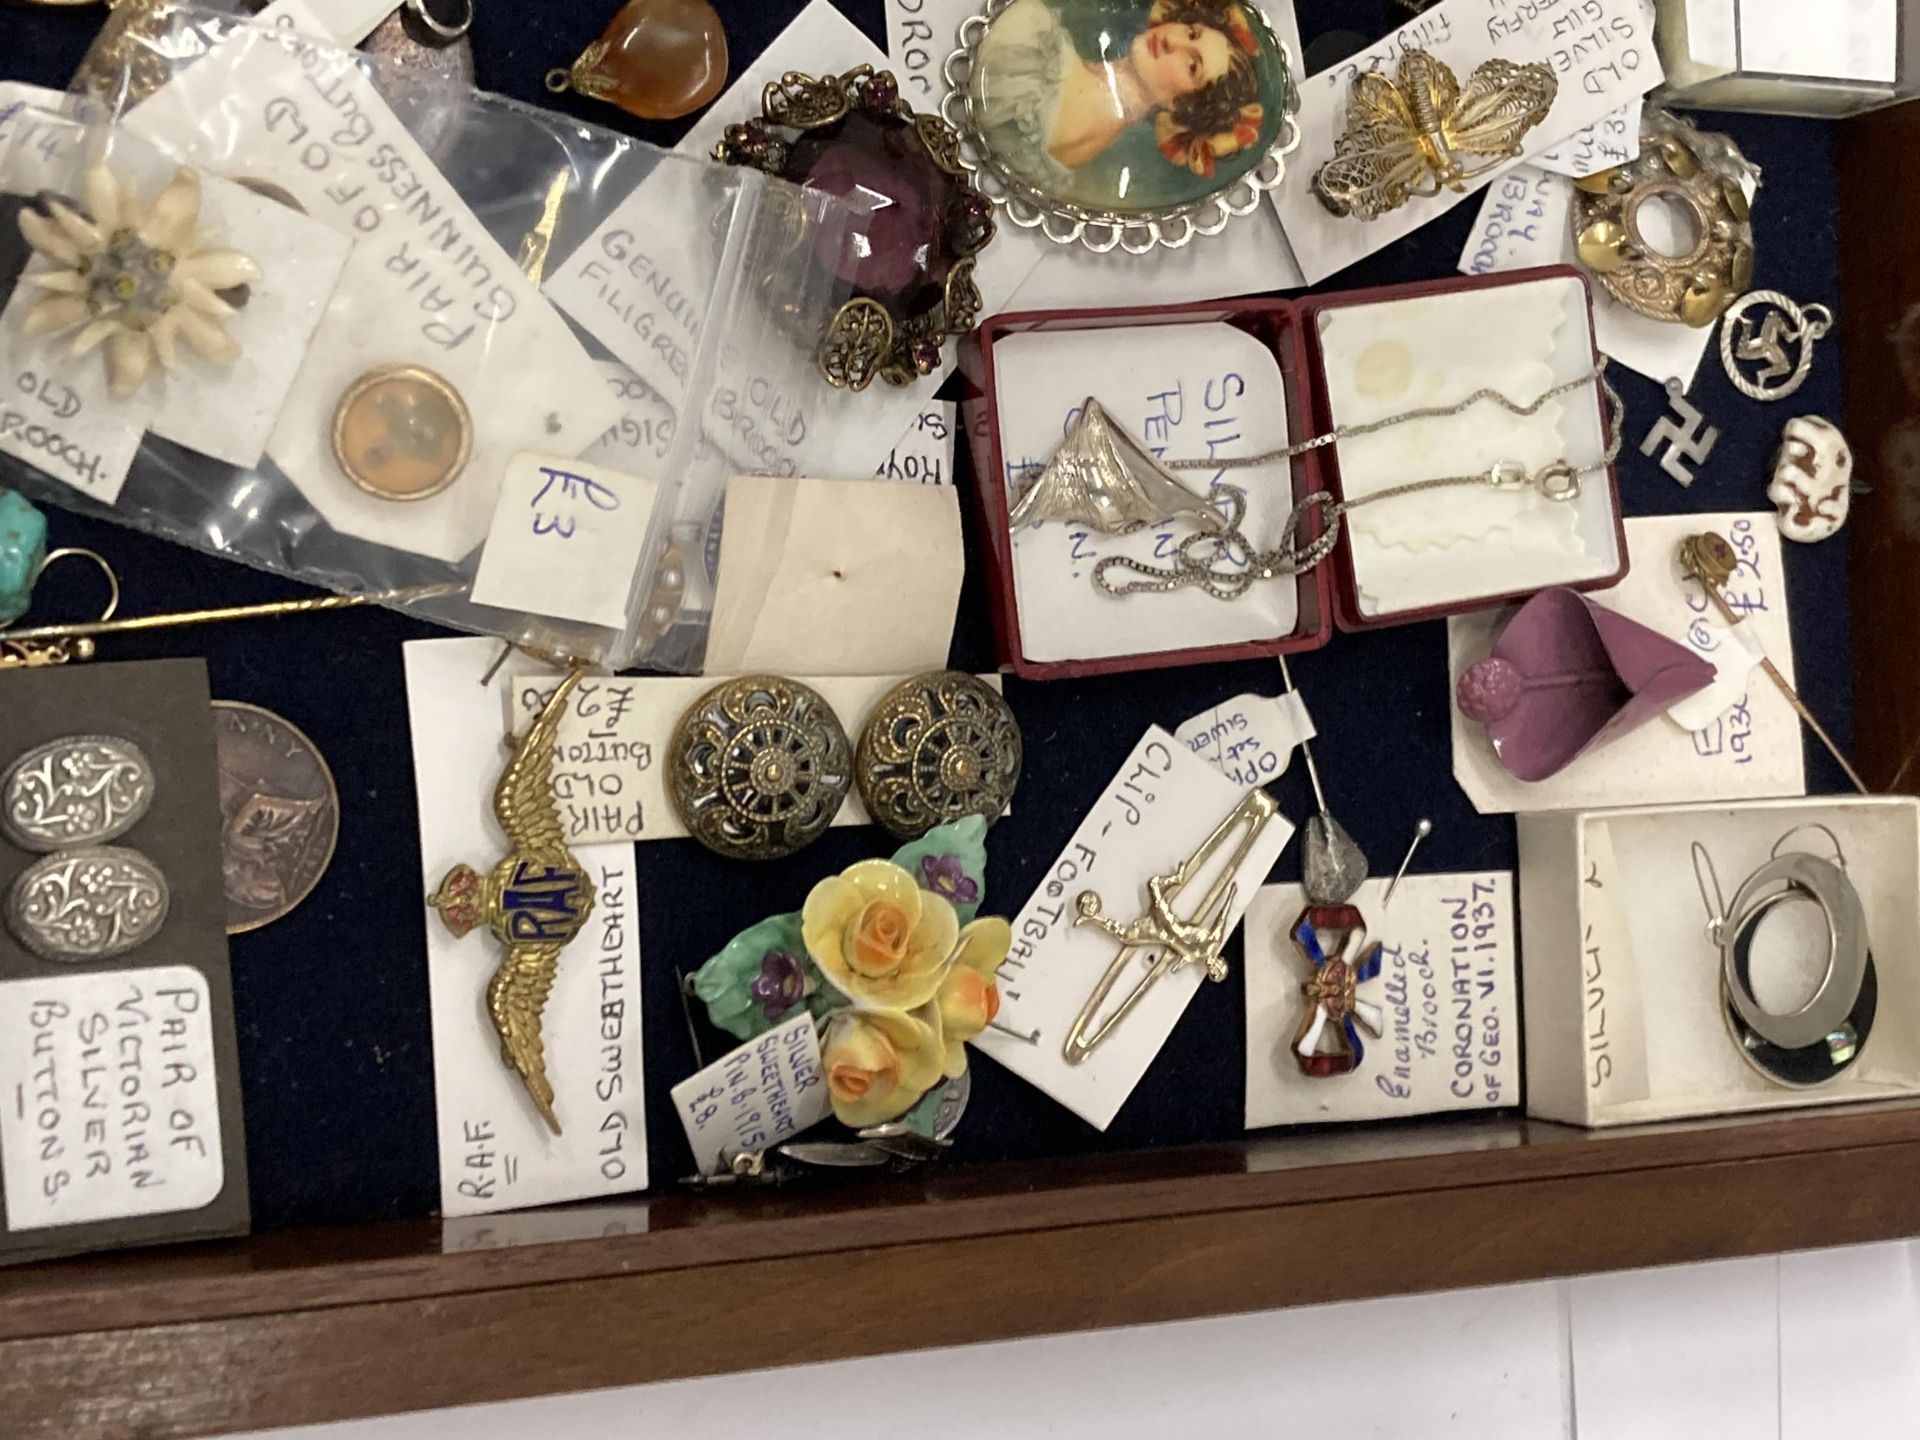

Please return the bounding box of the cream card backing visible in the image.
[1244,874,1518,1130]
[1317,274,1620,617]
[996,323,1300,663]
[976,729,1293,1131]
[402,639,648,1217]
[1448,511,1806,814]
[704,475,964,676]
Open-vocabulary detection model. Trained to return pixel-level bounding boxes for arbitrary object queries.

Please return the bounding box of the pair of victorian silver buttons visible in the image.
[3,735,170,962]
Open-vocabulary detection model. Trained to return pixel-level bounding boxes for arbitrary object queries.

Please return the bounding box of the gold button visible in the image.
[856,671,1021,841]
[668,676,854,861]
[330,364,473,502]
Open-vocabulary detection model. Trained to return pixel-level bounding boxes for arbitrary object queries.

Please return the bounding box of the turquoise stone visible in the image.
[0,490,47,626]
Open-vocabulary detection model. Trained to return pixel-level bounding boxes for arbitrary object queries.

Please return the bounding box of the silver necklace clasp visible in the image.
[1487,460,1582,502]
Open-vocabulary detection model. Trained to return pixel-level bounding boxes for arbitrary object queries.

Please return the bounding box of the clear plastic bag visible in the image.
[0,1,866,672]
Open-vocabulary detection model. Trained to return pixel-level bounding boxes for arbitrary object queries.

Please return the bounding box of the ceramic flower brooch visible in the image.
[17,162,261,398]
[690,815,1012,1140]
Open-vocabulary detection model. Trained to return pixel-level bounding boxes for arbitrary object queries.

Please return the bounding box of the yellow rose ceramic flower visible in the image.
[803,859,959,1010]
[933,917,1013,1075]
[821,1006,946,1129]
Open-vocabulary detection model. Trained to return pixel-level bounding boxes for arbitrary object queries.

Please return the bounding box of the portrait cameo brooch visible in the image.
[942,0,1300,252]
[714,66,997,391]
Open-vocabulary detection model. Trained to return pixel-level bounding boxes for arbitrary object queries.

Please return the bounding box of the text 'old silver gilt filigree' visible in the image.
[5,846,170,961]
[2,735,154,852]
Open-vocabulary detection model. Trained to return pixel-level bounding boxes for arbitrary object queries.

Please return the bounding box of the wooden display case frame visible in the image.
[3,108,1918,1440]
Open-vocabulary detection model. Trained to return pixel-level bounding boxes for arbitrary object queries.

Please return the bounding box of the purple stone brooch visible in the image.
[713,66,996,391]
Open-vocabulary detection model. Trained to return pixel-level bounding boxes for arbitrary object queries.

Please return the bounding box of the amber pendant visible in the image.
[546,0,728,122]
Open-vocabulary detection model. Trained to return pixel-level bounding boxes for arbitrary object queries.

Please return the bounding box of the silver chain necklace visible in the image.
[1094,363,1626,600]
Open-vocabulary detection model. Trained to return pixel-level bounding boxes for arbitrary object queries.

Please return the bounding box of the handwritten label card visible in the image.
[403,639,648,1218]
[1460,164,1574,277]
[1447,511,1806,814]
[1272,0,1663,285]
[1575,822,1651,1107]
[0,288,153,504]
[975,728,1293,1131]
[876,402,956,485]
[671,1012,830,1175]
[435,844,646,1219]
[0,85,71,194]
[1244,874,1518,1129]
[508,670,1005,845]
[884,0,956,109]
[996,323,1300,665]
[128,1,618,562]
[0,968,224,1231]
[471,452,661,629]
[1535,101,1641,179]
[580,361,678,476]
[1173,689,1315,788]
[256,0,395,45]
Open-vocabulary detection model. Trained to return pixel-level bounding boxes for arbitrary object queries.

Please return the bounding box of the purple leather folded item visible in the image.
[1456,587,1717,782]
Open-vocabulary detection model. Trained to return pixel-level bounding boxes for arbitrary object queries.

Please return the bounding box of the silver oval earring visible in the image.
[1692,828,1875,1087]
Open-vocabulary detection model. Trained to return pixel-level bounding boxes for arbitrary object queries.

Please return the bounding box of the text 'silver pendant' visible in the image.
[429,668,597,1135]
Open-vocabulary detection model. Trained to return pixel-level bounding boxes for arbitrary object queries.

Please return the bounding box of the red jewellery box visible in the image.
[962,266,1627,681]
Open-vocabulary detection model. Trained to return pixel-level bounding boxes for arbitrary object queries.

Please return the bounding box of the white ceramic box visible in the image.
[1518,796,1920,1127]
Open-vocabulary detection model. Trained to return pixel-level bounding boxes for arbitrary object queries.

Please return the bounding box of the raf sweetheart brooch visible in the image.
[428,667,596,1134]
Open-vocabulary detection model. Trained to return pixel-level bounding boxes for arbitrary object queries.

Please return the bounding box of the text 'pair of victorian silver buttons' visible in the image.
[2,735,169,962]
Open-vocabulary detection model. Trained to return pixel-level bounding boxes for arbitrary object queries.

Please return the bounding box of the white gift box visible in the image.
[1519,796,1920,1127]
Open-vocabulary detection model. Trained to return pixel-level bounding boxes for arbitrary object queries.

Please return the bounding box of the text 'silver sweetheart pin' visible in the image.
[429,668,598,1134]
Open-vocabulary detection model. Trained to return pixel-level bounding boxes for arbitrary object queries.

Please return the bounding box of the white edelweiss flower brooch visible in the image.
[16,161,262,399]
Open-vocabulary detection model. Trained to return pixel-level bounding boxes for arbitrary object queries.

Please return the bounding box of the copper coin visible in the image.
[212,702,341,935]
[330,364,472,502]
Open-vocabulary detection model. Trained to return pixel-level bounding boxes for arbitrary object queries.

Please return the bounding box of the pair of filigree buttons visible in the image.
[3,735,170,961]
[667,671,1022,861]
